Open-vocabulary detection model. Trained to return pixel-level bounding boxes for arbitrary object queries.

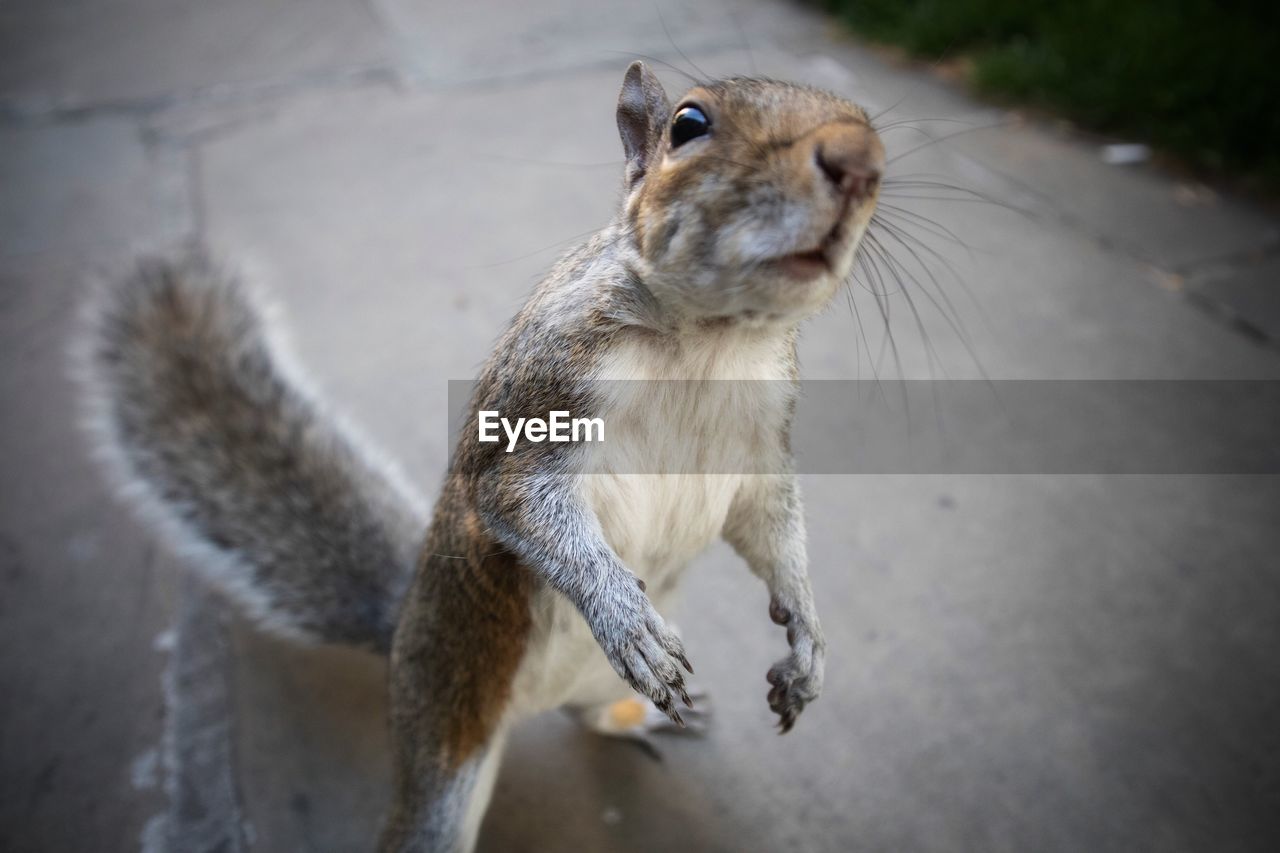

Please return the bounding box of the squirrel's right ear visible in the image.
[616,61,671,188]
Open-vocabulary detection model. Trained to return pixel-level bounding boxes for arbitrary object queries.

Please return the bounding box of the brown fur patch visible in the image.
[388,483,535,774]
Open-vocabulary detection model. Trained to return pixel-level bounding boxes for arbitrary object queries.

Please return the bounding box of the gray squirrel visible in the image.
[84,62,884,852]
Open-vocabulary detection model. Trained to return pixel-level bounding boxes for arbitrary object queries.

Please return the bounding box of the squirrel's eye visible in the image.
[671,105,710,148]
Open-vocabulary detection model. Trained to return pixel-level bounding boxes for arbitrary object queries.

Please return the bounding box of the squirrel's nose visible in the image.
[814,125,883,200]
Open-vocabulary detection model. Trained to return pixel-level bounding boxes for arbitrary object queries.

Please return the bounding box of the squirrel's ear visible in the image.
[616,61,671,188]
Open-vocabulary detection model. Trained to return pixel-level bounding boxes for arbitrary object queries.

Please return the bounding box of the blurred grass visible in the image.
[818,0,1280,191]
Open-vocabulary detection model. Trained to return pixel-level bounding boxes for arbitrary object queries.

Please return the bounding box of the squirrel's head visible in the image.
[616,61,884,326]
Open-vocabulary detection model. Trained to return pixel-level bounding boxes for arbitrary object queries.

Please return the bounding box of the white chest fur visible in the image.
[580,328,794,591]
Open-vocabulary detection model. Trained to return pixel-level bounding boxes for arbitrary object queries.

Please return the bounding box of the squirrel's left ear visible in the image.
[616,61,671,188]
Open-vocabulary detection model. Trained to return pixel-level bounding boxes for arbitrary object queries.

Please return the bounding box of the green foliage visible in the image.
[820,0,1280,188]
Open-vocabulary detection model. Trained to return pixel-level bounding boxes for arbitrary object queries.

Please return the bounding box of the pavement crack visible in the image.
[1172,237,1280,278]
[1181,290,1277,352]
[0,62,400,131]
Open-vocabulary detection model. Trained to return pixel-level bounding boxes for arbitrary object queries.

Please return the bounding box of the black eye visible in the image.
[671,105,710,148]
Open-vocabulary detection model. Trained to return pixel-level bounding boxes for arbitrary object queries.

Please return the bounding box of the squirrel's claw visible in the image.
[765,595,825,733]
[766,659,814,733]
[597,587,696,727]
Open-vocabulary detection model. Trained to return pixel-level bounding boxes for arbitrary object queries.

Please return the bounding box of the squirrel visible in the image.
[83,62,884,852]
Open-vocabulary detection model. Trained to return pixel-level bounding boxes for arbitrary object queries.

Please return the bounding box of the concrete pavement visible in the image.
[3,1,1279,851]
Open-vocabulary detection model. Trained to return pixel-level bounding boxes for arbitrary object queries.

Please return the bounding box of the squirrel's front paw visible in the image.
[766,596,825,733]
[588,582,694,726]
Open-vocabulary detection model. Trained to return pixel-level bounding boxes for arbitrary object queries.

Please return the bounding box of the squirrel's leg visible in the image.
[378,543,533,853]
[722,473,826,732]
[475,471,695,725]
[377,726,508,853]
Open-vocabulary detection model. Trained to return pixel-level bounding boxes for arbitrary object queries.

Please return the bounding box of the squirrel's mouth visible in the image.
[770,220,845,281]
[774,248,830,279]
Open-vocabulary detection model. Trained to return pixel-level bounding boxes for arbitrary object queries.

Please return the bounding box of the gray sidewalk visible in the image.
[3,1,1279,851]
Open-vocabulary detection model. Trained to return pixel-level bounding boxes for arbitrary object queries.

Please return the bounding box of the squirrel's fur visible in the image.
[82,64,884,852]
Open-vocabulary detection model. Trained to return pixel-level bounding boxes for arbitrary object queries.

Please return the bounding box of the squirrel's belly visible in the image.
[577,336,783,580]
[579,472,741,583]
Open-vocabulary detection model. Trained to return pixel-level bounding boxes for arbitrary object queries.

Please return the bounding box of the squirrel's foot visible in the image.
[573,690,711,761]
[766,596,825,733]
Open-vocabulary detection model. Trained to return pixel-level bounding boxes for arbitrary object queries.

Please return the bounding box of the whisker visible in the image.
[842,275,893,403]
[881,175,1032,217]
[875,116,987,133]
[886,121,1012,166]
[867,41,960,125]
[863,234,947,379]
[866,241,951,434]
[880,186,1037,221]
[875,176,1033,332]
[846,257,876,378]
[868,220,977,343]
[871,214,968,283]
[875,203,982,255]
[857,247,913,417]
[860,243,905,379]
[865,222,993,382]
[657,6,713,83]
[602,50,703,85]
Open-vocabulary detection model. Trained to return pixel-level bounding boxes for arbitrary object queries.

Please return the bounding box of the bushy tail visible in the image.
[82,250,427,653]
